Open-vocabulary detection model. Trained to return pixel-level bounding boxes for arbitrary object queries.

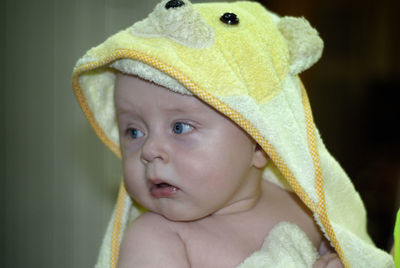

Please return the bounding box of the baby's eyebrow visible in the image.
[162,105,204,115]
[163,106,189,113]
[115,108,129,115]
[115,107,140,117]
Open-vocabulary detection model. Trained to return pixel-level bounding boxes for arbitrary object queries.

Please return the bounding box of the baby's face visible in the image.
[115,73,267,221]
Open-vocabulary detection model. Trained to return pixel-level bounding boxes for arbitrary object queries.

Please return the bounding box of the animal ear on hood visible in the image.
[277,16,323,75]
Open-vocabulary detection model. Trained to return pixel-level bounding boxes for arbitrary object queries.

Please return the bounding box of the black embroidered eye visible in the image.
[165,0,185,9]
[220,12,239,25]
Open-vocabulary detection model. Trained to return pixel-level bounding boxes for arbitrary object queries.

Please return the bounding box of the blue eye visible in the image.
[128,128,144,139]
[173,122,193,134]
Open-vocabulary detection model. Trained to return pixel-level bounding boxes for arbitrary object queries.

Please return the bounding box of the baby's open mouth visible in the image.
[154,182,172,189]
[149,180,179,198]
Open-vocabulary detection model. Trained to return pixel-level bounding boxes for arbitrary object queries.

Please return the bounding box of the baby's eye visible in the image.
[127,128,144,139]
[172,122,193,134]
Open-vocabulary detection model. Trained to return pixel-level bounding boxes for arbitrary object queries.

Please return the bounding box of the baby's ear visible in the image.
[277,16,324,75]
[253,144,269,168]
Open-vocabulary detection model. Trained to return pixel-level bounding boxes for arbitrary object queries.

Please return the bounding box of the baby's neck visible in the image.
[212,178,263,217]
[163,179,322,268]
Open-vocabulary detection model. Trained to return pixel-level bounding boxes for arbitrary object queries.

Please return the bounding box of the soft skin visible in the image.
[115,73,268,221]
[114,73,342,268]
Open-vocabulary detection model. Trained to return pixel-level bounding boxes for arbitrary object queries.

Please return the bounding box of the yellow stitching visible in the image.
[300,82,350,267]
[72,72,122,159]
[110,183,128,268]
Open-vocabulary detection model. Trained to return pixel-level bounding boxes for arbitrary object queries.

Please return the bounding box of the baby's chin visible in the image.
[136,195,218,222]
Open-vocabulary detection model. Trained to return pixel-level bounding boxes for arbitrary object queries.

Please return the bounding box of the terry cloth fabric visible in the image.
[72,1,395,267]
[237,222,319,267]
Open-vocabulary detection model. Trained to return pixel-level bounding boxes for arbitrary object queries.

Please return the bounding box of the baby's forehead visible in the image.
[114,72,210,114]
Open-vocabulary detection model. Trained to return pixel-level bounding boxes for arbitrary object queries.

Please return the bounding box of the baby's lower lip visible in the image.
[150,183,179,198]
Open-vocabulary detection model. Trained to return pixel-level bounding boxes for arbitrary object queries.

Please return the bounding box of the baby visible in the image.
[72,0,395,267]
[114,73,340,267]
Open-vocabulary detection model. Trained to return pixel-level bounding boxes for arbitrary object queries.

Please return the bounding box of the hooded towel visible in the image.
[72,1,394,267]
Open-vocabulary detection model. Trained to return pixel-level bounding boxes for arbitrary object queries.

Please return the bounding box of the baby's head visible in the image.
[114,72,268,221]
[73,0,324,221]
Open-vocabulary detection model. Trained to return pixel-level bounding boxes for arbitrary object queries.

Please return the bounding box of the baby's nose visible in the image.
[140,133,169,164]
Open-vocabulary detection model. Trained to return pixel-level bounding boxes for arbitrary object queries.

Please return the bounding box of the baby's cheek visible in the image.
[120,139,143,158]
[176,151,213,177]
[123,160,144,197]
[171,133,203,151]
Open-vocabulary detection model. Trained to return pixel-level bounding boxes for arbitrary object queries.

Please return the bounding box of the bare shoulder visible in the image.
[260,180,323,249]
[118,212,190,268]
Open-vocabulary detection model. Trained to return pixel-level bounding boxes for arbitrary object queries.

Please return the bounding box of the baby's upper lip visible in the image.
[148,178,178,188]
[148,178,164,185]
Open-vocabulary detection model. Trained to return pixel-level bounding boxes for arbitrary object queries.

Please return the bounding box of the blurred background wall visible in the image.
[0,0,398,267]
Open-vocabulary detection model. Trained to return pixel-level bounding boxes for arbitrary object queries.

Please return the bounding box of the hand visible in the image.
[313,253,344,268]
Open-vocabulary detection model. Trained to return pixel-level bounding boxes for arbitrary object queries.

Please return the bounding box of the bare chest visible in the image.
[173,184,322,268]
[179,222,268,268]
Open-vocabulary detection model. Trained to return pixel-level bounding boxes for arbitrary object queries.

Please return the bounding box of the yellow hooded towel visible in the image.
[72,1,395,267]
